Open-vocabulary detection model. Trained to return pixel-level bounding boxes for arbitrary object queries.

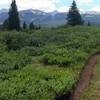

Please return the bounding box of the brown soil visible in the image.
[55,52,100,100]
[72,52,100,100]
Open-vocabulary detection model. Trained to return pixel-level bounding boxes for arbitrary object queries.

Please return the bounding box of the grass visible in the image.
[81,56,100,100]
[0,26,100,99]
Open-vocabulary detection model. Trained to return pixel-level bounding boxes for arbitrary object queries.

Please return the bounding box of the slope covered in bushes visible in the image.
[0,26,100,99]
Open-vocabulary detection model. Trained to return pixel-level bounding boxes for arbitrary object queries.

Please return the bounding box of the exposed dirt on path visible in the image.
[55,52,100,100]
[72,52,100,100]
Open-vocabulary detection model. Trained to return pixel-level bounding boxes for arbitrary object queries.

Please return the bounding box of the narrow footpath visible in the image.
[72,52,100,100]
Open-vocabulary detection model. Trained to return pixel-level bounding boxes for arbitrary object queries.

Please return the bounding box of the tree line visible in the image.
[1,0,41,31]
[1,0,86,31]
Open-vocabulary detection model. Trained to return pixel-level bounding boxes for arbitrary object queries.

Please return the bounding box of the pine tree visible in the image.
[23,21,27,29]
[38,25,41,29]
[7,0,20,30]
[29,22,35,30]
[2,19,9,30]
[35,25,41,30]
[67,0,83,26]
[87,21,91,26]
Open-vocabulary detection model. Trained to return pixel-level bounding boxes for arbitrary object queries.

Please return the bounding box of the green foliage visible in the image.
[87,22,91,26]
[41,54,72,67]
[2,19,9,30]
[5,0,20,31]
[0,66,77,100]
[0,26,99,99]
[29,22,35,30]
[0,49,32,72]
[40,49,87,67]
[23,21,27,30]
[81,57,100,100]
[67,0,83,26]
[0,32,44,50]
[0,43,8,53]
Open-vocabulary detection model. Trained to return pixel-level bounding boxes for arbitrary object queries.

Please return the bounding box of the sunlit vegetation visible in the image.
[81,56,100,100]
[0,26,100,99]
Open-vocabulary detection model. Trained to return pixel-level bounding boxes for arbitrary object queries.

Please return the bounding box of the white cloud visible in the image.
[76,0,93,3]
[56,6,84,13]
[57,6,69,12]
[76,0,93,6]
[0,0,59,12]
[90,6,100,12]
[18,0,58,12]
[0,0,98,12]
[0,0,11,4]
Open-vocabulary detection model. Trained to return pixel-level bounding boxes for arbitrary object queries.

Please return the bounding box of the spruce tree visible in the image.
[29,22,35,30]
[38,25,41,29]
[67,0,83,26]
[2,19,9,30]
[23,21,27,29]
[8,0,20,30]
[35,25,41,30]
[87,21,91,26]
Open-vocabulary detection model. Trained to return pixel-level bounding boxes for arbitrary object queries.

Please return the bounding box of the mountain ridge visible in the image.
[0,9,100,27]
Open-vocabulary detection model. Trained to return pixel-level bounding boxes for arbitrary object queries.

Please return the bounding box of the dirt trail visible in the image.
[72,52,100,100]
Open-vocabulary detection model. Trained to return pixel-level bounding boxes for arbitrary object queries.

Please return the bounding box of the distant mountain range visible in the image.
[0,9,100,27]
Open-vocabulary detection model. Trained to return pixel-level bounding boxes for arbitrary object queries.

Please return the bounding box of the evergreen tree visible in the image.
[2,19,9,30]
[67,0,83,26]
[87,21,91,26]
[29,22,35,30]
[7,0,20,30]
[38,25,41,29]
[23,21,27,29]
[35,25,41,30]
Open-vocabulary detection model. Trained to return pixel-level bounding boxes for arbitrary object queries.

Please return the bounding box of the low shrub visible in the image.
[0,49,32,72]
[0,32,45,50]
[40,54,72,67]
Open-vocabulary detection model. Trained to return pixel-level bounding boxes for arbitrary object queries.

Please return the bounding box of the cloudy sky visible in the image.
[0,0,100,12]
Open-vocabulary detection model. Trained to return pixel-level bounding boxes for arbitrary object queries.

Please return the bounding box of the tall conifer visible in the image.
[29,22,35,30]
[8,0,20,30]
[23,21,27,30]
[67,0,83,26]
